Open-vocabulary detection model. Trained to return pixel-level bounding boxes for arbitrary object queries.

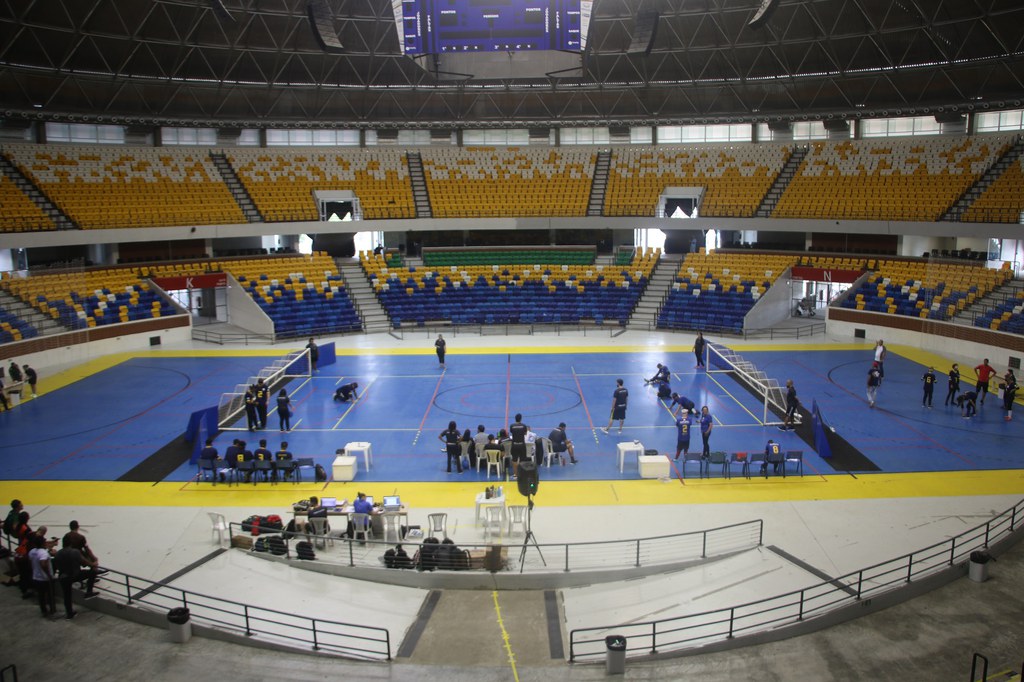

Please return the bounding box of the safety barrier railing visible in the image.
[568,497,1024,662]
[229,518,764,574]
[90,566,391,661]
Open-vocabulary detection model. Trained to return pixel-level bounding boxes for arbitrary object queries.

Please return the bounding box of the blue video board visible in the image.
[401,0,582,54]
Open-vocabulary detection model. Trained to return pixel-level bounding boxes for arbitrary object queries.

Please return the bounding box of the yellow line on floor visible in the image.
[492,591,520,682]
[4,470,1023,509]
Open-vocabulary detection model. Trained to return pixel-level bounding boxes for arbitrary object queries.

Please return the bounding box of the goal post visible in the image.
[705,341,789,426]
[217,348,312,428]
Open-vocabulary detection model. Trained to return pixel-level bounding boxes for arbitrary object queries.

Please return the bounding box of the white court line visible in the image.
[331,377,376,430]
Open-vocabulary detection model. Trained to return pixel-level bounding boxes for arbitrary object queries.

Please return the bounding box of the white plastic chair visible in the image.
[208,512,229,545]
[350,513,373,543]
[381,512,405,543]
[427,513,448,540]
[507,505,527,536]
[485,449,503,479]
[309,516,333,549]
[483,506,504,542]
[538,437,558,467]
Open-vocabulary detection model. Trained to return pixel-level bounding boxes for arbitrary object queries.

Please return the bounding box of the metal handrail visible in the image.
[568,497,1024,662]
[92,566,391,661]
[234,518,764,574]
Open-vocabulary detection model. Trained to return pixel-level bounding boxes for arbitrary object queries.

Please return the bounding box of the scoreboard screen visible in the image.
[400,0,583,54]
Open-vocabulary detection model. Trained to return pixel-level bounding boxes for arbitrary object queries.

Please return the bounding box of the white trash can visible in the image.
[605,635,626,675]
[167,607,192,643]
[969,551,992,583]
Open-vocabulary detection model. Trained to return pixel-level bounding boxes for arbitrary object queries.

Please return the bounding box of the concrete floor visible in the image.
[2,538,1021,681]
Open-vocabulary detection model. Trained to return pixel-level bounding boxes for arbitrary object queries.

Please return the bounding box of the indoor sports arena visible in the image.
[1,1,1024,680]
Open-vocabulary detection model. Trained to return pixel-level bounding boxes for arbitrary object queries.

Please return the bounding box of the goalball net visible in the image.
[705,341,789,426]
[217,348,312,428]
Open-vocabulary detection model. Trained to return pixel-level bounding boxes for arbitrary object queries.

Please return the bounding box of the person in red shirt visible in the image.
[974,358,997,405]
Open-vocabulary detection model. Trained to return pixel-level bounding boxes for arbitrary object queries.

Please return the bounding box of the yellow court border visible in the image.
[3,470,1022,509]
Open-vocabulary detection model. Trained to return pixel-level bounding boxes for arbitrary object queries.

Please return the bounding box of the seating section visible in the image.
[422,248,594,267]
[841,260,1010,320]
[658,253,796,333]
[364,248,659,327]
[975,288,1024,333]
[226,148,414,221]
[773,135,1014,221]
[3,145,245,229]
[604,144,790,218]
[232,253,362,337]
[964,156,1024,223]
[0,308,38,343]
[0,173,53,232]
[2,269,178,330]
[419,147,595,218]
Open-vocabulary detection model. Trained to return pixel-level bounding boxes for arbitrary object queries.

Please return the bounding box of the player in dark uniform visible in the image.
[944,364,960,406]
[333,382,359,402]
[548,422,577,465]
[644,363,670,385]
[438,420,463,473]
[276,389,292,431]
[674,412,692,460]
[508,413,530,479]
[602,379,629,434]
[957,390,978,418]
[921,367,936,408]
[763,439,783,476]
[781,379,800,430]
[253,378,269,429]
[435,334,446,368]
[693,332,706,369]
[1001,369,1018,421]
[670,393,697,417]
[699,406,714,458]
[243,389,258,431]
[306,337,319,372]
[23,364,38,398]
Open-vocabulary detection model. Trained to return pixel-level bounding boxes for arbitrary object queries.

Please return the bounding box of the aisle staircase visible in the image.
[336,260,391,333]
[953,277,1024,326]
[755,146,807,218]
[587,150,611,217]
[627,253,681,331]
[943,136,1024,222]
[209,152,263,223]
[0,152,76,229]
[0,289,69,337]
[406,152,433,218]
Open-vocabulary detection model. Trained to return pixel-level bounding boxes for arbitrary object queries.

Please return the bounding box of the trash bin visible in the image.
[969,550,992,583]
[167,607,192,643]
[605,634,627,675]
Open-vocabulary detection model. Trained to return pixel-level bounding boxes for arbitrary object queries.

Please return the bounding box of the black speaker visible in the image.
[307,0,344,53]
[517,461,539,497]
[627,10,659,56]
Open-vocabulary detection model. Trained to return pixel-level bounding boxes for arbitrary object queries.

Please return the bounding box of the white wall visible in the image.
[225,273,275,337]
[744,268,798,330]
[898,235,956,258]
[826,316,1023,370]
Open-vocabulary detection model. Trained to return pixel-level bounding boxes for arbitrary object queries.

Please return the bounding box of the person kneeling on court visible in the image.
[333,382,359,402]
[670,393,697,417]
[644,363,670,385]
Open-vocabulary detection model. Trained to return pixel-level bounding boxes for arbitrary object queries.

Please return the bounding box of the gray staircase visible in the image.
[627,253,681,331]
[406,152,433,218]
[0,290,70,337]
[587,150,611,216]
[952,277,1024,326]
[754,146,808,218]
[0,152,77,230]
[943,136,1024,222]
[209,151,263,223]
[336,260,392,333]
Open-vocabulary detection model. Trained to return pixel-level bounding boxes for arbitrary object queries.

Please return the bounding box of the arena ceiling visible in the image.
[1,0,1023,129]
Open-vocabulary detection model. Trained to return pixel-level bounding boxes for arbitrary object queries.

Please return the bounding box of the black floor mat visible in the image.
[117,434,193,482]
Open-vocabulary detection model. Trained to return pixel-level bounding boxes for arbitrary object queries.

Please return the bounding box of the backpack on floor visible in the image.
[253,536,271,553]
[263,515,283,531]
[295,541,316,560]
[314,464,327,482]
[267,535,288,556]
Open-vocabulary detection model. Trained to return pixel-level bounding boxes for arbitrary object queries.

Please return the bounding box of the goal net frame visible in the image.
[705,341,790,426]
[217,348,312,428]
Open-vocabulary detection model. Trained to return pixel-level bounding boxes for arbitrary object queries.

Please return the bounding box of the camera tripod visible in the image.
[518,495,546,573]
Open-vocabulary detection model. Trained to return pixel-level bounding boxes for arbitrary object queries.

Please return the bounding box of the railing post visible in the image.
[651,621,658,654]
[985,520,991,546]
[564,545,570,573]
[311,619,319,651]
[906,553,913,583]
[635,539,641,567]
[949,537,956,566]
[798,590,804,621]
[125,574,132,604]
[727,608,735,639]
[758,519,764,546]
[244,605,252,636]
[349,538,355,567]
[1012,505,1018,532]
[702,530,707,558]
[856,570,863,600]
[385,630,392,661]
